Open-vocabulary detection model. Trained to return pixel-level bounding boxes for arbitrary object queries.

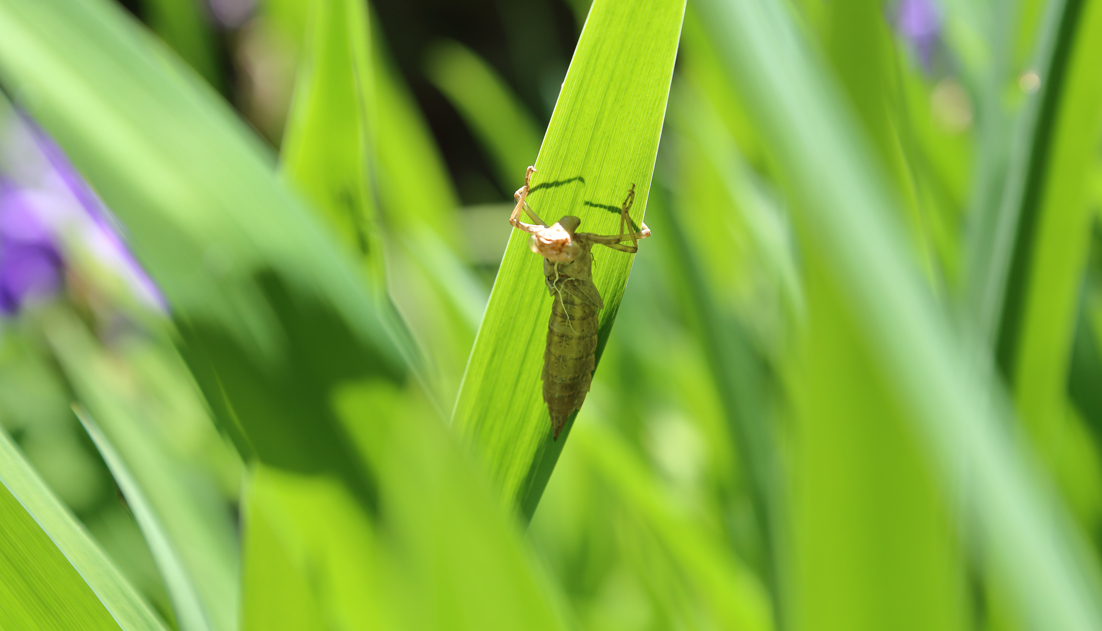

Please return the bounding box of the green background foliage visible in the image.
[0,0,1101,628]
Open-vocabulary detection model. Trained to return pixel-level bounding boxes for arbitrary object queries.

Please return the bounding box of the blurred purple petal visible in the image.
[0,245,62,314]
[892,0,942,68]
[0,110,167,315]
[0,189,57,246]
[29,121,114,231]
[207,0,256,29]
[22,116,167,312]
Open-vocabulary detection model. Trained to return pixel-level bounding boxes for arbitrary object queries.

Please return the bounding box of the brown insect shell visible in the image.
[530,215,603,306]
[529,216,583,262]
[535,215,604,440]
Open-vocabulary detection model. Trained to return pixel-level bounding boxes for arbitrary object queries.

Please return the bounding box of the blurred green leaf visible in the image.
[425,39,543,191]
[334,382,569,631]
[654,167,786,615]
[452,0,686,520]
[664,78,804,612]
[822,0,941,282]
[78,409,234,631]
[669,81,802,349]
[0,425,167,630]
[369,12,462,240]
[1069,296,1102,434]
[575,422,774,631]
[371,9,485,405]
[242,462,382,631]
[43,310,238,631]
[239,472,325,631]
[791,260,970,631]
[1069,222,1102,435]
[0,0,410,512]
[383,226,485,404]
[969,0,1091,353]
[281,0,383,282]
[693,0,1102,627]
[277,0,482,408]
[137,0,222,91]
[244,379,571,631]
[999,0,1102,463]
[821,0,899,169]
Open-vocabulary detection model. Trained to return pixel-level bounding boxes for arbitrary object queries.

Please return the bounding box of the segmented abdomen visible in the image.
[543,289,600,439]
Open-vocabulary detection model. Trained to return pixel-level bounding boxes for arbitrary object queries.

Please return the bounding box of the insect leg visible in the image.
[510,165,548,233]
[578,183,652,252]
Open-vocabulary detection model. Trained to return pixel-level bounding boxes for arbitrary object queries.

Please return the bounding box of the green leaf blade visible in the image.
[281,0,380,275]
[0,0,410,515]
[425,39,543,190]
[452,0,686,519]
[77,410,222,631]
[1003,0,1102,456]
[0,426,167,631]
[694,0,1102,627]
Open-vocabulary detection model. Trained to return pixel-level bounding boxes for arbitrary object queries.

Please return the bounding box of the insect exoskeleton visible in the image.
[508,166,651,439]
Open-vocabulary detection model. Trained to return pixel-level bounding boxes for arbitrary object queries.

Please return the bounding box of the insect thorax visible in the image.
[543,242,593,286]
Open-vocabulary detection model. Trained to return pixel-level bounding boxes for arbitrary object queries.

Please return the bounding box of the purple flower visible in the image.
[206,0,255,29]
[893,0,942,69]
[0,110,164,316]
[0,186,64,314]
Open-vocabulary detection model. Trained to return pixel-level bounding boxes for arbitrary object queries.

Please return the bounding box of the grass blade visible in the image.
[369,12,462,241]
[239,472,325,631]
[245,381,572,631]
[997,0,1102,460]
[43,309,239,631]
[452,0,686,520]
[425,39,543,190]
[573,423,774,631]
[0,425,167,631]
[241,463,382,630]
[791,261,970,631]
[968,0,1090,354]
[139,0,222,91]
[655,173,787,617]
[335,382,569,631]
[693,0,1102,627]
[0,0,410,512]
[370,19,486,404]
[77,409,232,631]
[1069,224,1102,433]
[280,0,383,282]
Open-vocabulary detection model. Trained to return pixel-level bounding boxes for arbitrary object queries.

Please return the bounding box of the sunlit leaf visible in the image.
[452,0,686,520]
[0,425,167,631]
[693,0,1102,627]
[0,0,410,514]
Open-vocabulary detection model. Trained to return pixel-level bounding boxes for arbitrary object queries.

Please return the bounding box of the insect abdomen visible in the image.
[543,290,600,439]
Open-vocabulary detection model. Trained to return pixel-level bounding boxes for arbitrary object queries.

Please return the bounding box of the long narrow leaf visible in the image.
[425,39,543,190]
[694,0,1102,627]
[245,380,572,631]
[575,423,774,631]
[0,425,167,631]
[452,0,686,519]
[1000,0,1102,456]
[0,0,409,512]
[77,409,230,631]
[968,0,1089,354]
[281,0,383,282]
[44,307,239,631]
[138,0,222,91]
[239,472,325,631]
[335,382,569,631]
